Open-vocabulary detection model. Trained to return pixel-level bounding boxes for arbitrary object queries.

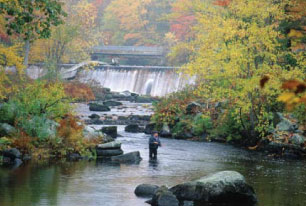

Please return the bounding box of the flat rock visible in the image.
[96,148,123,157]
[111,151,142,163]
[97,141,121,149]
[151,186,179,206]
[170,171,257,205]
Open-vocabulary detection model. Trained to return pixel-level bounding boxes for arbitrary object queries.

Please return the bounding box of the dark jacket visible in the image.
[149,136,161,149]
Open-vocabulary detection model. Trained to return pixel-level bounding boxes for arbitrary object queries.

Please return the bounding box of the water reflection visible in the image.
[1,131,306,206]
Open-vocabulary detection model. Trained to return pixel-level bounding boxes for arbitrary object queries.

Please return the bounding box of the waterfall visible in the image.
[25,64,195,97]
[78,66,195,96]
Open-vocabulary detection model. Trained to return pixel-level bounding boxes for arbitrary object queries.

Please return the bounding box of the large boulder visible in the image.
[97,141,121,150]
[0,123,17,137]
[275,113,298,132]
[135,184,159,198]
[145,123,156,134]
[150,186,179,206]
[2,148,21,160]
[135,96,155,103]
[101,126,117,138]
[103,101,123,107]
[290,134,306,146]
[111,151,142,163]
[125,124,143,133]
[83,126,104,140]
[170,171,257,205]
[89,103,111,112]
[96,148,123,157]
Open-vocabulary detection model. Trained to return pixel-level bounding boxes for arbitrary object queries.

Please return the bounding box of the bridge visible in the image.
[91,46,167,65]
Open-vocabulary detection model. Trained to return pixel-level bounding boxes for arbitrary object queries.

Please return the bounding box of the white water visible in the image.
[78,67,195,96]
[26,64,195,97]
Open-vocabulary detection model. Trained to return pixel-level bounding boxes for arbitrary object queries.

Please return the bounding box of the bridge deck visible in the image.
[92,46,165,57]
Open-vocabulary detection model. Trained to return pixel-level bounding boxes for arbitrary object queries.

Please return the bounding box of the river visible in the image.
[0,102,306,206]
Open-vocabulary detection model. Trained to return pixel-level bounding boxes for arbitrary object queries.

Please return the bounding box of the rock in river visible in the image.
[97,141,122,150]
[89,103,111,112]
[111,151,142,163]
[134,184,159,197]
[96,148,123,157]
[150,186,179,206]
[103,101,123,107]
[101,126,118,138]
[170,171,257,205]
[125,124,143,133]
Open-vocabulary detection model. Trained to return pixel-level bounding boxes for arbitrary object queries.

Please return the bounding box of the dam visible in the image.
[26,63,195,97]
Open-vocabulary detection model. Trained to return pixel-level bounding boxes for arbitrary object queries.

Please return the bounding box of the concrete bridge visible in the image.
[91,46,167,65]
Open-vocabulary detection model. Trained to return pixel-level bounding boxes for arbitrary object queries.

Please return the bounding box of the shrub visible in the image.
[192,114,213,136]
[64,82,95,102]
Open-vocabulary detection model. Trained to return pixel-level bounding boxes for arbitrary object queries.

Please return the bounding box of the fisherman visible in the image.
[149,131,161,160]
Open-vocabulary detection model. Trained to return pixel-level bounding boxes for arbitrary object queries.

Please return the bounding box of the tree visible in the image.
[177,0,305,139]
[0,0,66,66]
[30,0,103,65]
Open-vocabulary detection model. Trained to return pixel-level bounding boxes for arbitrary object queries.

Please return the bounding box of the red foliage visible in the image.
[170,15,195,41]
[64,82,95,102]
[213,0,232,7]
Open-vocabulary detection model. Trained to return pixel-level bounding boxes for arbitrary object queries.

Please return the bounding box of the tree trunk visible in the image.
[24,39,30,67]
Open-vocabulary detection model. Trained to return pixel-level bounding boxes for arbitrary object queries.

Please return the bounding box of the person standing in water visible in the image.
[149,132,161,160]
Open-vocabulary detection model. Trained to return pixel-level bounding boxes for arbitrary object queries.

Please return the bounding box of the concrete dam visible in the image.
[26,63,195,97]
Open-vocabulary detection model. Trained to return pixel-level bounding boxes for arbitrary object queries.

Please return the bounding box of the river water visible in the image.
[1,103,306,206]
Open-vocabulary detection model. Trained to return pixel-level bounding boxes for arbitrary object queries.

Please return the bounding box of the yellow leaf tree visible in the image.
[176,0,305,138]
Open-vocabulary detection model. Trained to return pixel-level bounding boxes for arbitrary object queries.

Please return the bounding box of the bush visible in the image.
[192,114,213,136]
[64,82,95,102]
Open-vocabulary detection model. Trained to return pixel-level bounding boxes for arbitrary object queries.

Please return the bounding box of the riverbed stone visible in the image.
[97,141,121,150]
[145,123,156,134]
[103,101,123,107]
[89,103,111,112]
[83,126,104,140]
[170,171,257,205]
[125,124,143,133]
[134,184,159,197]
[151,186,179,206]
[111,151,142,163]
[101,126,117,138]
[89,114,100,119]
[96,148,124,157]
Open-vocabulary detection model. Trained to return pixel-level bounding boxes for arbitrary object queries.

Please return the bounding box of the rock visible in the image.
[111,151,142,163]
[125,124,143,133]
[89,103,111,112]
[151,186,179,206]
[89,114,100,119]
[3,148,21,160]
[145,123,156,134]
[97,141,122,150]
[103,101,123,107]
[170,171,257,205]
[22,154,32,161]
[83,126,104,140]
[275,113,298,132]
[160,123,172,137]
[101,126,118,138]
[12,158,23,169]
[291,134,306,146]
[135,96,154,103]
[135,184,159,197]
[0,123,17,137]
[96,148,124,157]
[186,102,202,114]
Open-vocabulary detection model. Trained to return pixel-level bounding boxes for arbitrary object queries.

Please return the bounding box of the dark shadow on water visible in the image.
[148,159,159,169]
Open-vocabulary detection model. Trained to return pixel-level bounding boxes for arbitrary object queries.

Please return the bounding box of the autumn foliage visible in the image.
[64,82,95,102]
